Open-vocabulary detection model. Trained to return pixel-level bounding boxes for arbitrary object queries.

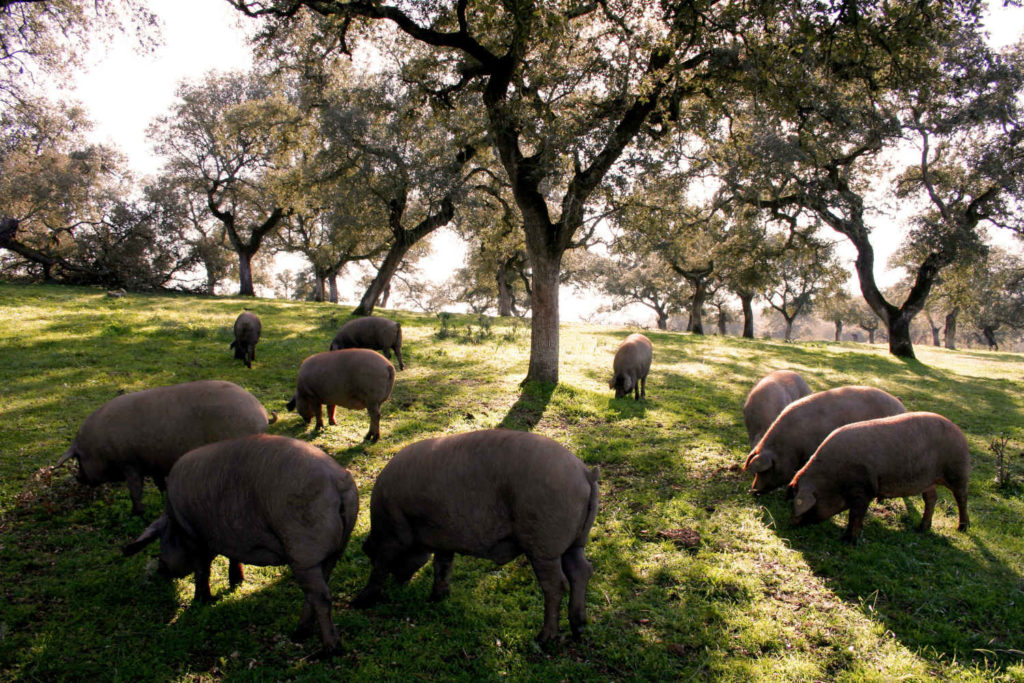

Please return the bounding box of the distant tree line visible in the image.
[2,0,1024,383]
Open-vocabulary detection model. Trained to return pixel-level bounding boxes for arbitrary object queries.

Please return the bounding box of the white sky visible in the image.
[54,0,1024,322]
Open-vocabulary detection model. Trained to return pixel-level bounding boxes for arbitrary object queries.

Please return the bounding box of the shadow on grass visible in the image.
[761,492,1024,669]
[499,381,556,431]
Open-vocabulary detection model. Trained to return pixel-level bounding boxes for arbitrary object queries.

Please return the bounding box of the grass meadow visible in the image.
[1,282,1022,681]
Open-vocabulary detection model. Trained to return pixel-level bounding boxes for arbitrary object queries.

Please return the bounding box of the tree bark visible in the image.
[834,320,843,342]
[982,326,999,350]
[944,308,959,349]
[354,242,411,316]
[657,309,668,331]
[496,262,514,317]
[784,317,794,342]
[237,251,256,297]
[717,309,727,335]
[739,292,755,338]
[328,273,339,304]
[525,247,562,384]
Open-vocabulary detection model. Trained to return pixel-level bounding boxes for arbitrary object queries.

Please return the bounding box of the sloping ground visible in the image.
[1,282,1022,681]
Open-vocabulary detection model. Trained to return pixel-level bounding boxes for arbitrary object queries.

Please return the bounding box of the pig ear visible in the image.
[792,484,816,517]
[123,515,168,556]
[745,450,775,474]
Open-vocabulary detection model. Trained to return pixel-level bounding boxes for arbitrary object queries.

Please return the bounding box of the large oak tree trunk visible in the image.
[497,263,514,317]
[354,242,410,316]
[740,292,755,338]
[524,246,562,385]
[237,250,256,297]
[944,308,959,349]
[834,320,843,342]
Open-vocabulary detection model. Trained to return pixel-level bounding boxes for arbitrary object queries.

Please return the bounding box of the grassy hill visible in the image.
[1,282,1022,681]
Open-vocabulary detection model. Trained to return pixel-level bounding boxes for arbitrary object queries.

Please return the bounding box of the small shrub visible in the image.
[991,434,1022,493]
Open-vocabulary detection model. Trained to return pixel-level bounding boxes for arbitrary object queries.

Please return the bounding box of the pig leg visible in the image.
[430,551,455,601]
[842,497,870,544]
[529,555,568,643]
[292,557,337,642]
[640,375,646,399]
[327,404,337,426]
[292,564,339,654]
[393,344,404,371]
[917,487,937,532]
[351,563,388,608]
[633,377,640,401]
[193,559,214,604]
[366,405,381,442]
[228,560,244,589]
[952,484,970,531]
[124,467,145,516]
[314,404,324,430]
[561,546,593,639]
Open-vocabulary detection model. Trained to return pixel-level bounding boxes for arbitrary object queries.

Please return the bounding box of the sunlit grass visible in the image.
[1,281,1023,680]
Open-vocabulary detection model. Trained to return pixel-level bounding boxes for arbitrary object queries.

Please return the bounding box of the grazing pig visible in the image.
[286,348,395,441]
[54,380,272,515]
[230,311,261,369]
[609,333,653,400]
[123,434,359,654]
[742,370,812,447]
[351,429,600,644]
[744,386,905,494]
[788,412,971,542]
[329,316,404,370]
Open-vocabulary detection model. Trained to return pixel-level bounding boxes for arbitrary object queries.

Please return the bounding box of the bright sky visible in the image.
[56,0,1024,322]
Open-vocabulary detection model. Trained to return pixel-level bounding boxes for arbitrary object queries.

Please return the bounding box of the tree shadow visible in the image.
[499,381,556,431]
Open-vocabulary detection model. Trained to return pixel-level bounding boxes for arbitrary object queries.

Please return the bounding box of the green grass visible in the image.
[1,282,1023,681]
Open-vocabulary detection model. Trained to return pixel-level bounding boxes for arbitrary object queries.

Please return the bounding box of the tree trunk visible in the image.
[237,250,256,297]
[524,248,562,384]
[944,308,959,349]
[888,312,915,356]
[657,309,668,331]
[496,263,514,317]
[784,317,794,342]
[717,310,727,335]
[377,282,391,308]
[834,320,843,342]
[739,292,754,338]
[690,279,707,335]
[328,273,339,304]
[930,324,940,346]
[312,273,327,302]
[982,326,999,350]
[354,242,411,316]
[205,267,218,296]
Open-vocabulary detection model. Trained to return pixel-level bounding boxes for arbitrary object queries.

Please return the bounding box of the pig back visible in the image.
[330,316,398,351]
[804,412,970,497]
[76,380,270,476]
[764,385,905,460]
[167,434,358,568]
[234,312,261,342]
[743,370,812,445]
[373,430,597,558]
[298,349,395,408]
[613,334,653,375]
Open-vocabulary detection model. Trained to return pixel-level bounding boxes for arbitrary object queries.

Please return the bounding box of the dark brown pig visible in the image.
[123,434,359,654]
[329,316,404,370]
[230,311,261,368]
[742,370,811,447]
[351,429,600,644]
[54,380,272,515]
[788,412,971,542]
[286,348,395,441]
[743,386,905,494]
[609,333,653,400]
